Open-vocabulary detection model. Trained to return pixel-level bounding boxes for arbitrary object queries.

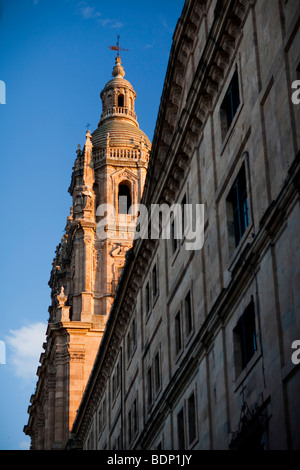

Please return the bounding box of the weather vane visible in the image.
[109,35,129,57]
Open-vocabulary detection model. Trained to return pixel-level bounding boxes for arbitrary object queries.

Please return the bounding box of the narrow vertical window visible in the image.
[128,410,132,444]
[131,318,136,351]
[175,312,182,355]
[227,165,249,250]
[188,392,196,444]
[220,70,240,139]
[118,182,132,214]
[133,399,138,434]
[181,194,187,237]
[171,219,178,254]
[112,375,116,401]
[145,282,150,314]
[152,263,158,298]
[98,407,102,434]
[118,93,124,107]
[177,407,185,450]
[103,398,106,428]
[154,352,161,393]
[185,291,193,336]
[127,330,131,362]
[234,301,257,375]
[147,368,153,407]
[116,361,120,392]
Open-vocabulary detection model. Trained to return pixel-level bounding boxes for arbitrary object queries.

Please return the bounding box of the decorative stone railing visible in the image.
[100,106,137,120]
[93,147,148,164]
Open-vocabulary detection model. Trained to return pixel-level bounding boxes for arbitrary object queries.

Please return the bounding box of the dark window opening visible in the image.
[128,410,132,444]
[234,301,257,374]
[118,94,124,107]
[227,165,249,250]
[152,264,158,298]
[177,408,185,450]
[171,219,178,254]
[188,393,196,444]
[154,352,161,393]
[185,291,193,336]
[118,182,132,214]
[145,282,150,315]
[131,318,136,351]
[220,70,240,139]
[133,399,138,434]
[181,194,187,236]
[175,312,182,355]
[127,330,131,362]
[147,368,153,407]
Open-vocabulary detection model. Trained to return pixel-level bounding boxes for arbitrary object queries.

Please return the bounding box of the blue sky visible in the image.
[0,0,183,450]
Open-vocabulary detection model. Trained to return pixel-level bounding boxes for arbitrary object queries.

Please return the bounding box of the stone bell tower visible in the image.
[24,55,151,450]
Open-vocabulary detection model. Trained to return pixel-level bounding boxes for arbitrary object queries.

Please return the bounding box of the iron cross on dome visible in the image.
[109,35,129,57]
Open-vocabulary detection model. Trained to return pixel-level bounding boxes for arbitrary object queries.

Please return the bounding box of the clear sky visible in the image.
[0,0,184,450]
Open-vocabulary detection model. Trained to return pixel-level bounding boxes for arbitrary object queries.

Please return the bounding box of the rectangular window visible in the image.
[128,410,132,444]
[188,392,196,444]
[177,407,185,450]
[147,368,153,407]
[131,318,136,351]
[185,291,193,336]
[234,301,257,373]
[154,352,161,393]
[112,362,120,401]
[171,219,178,254]
[152,264,158,298]
[220,70,240,139]
[227,165,249,250]
[133,399,138,434]
[175,312,182,355]
[102,398,106,428]
[181,194,187,237]
[127,330,131,362]
[98,407,102,434]
[145,282,150,314]
[116,361,120,391]
[112,375,116,401]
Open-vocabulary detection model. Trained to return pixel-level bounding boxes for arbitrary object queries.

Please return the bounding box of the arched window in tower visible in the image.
[118,94,125,107]
[118,181,132,214]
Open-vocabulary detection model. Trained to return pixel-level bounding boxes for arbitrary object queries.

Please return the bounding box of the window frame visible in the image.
[220,69,241,140]
[233,300,258,378]
[226,164,250,256]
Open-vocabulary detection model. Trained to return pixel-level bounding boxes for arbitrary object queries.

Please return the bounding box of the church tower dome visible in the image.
[92,56,151,152]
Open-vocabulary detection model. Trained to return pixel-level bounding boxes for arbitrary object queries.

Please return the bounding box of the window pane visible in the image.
[154,352,160,392]
[177,408,185,450]
[152,264,158,297]
[188,393,196,444]
[185,291,192,335]
[175,312,182,354]
[147,368,152,406]
[145,283,150,314]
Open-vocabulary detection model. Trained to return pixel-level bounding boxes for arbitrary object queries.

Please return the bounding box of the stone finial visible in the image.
[85,130,93,149]
[57,287,67,308]
[112,56,125,79]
